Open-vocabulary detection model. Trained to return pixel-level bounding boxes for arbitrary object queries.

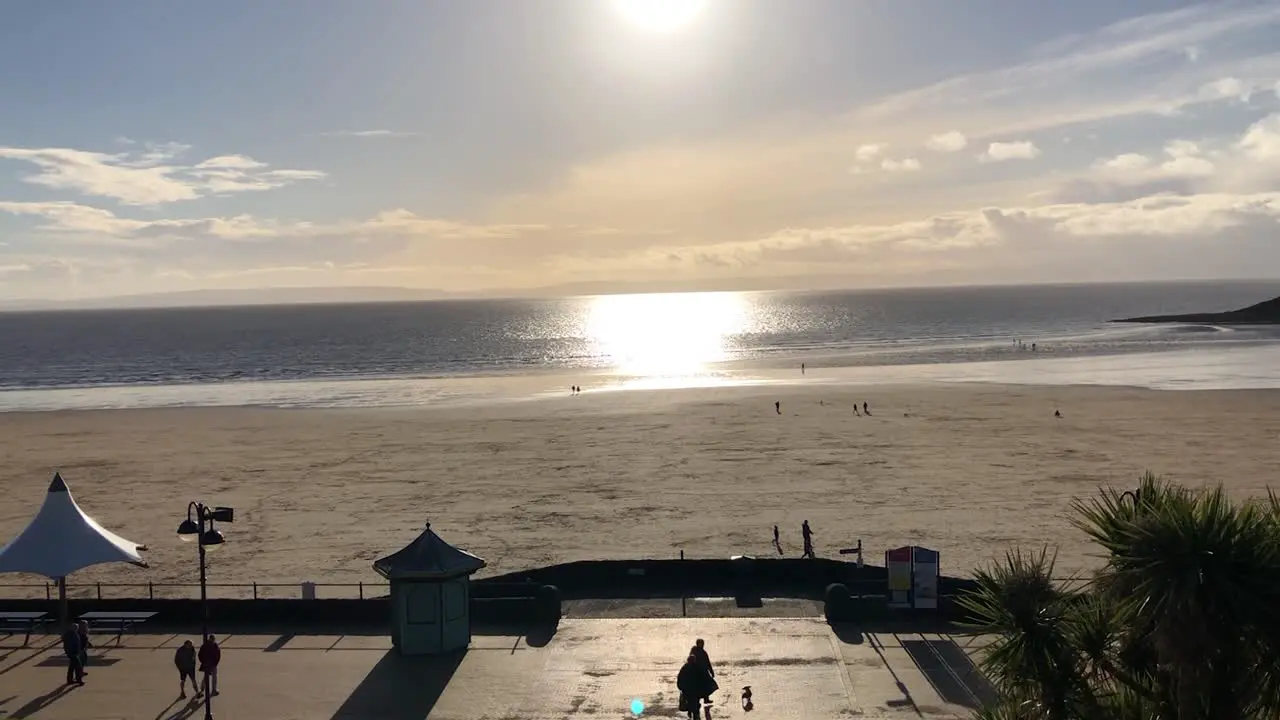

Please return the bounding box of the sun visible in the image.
[614,0,708,33]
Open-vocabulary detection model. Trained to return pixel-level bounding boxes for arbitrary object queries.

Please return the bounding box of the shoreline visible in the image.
[1,344,1279,413]
[2,382,1279,591]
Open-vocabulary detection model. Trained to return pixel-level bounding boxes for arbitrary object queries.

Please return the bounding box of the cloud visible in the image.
[1238,113,1280,161]
[0,143,324,206]
[982,140,1041,162]
[1092,140,1215,184]
[311,130,416,138]
[926,131,968,152]
[1198,76,1252,102]
[880,157,921,172]
[854,143,885,161]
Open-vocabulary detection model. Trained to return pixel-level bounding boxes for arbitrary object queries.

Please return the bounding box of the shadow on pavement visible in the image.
[827,622,864,644]
[902,638,995,709]
[35,655,121,668]
[329,649,466,720]
[10,684,77,719]
[473,620,559,648]
[155,696,204,720]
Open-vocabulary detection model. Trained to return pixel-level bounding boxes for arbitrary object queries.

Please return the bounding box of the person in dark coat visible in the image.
[76,620,91,674]
[175,639,199,697]
[690,639,718,703]
[198,634,221,697]
[676,654,704,719]
[61,623,84,685]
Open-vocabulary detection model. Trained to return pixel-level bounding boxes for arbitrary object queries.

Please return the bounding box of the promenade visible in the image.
[0,618,991,719]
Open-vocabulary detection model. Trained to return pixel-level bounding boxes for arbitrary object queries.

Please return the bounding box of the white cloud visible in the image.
[312,129,416,138]
[982,141,1041,162]
[880,157,921,172]
[0,143,324,206]
[926,131,968,152]
[854,143,885,161]
[1199,76,1251,102]
[1238,113,1280,161]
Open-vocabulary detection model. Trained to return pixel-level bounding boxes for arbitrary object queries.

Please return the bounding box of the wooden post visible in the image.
[148,582,154,600]
[253,582,258,600]
[359,582,364,600]
[96,582,101,600]
[57,577,68,628]
[680,549,686,617]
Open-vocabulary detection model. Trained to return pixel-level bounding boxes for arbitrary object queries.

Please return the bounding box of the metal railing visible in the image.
[0,581,390,601]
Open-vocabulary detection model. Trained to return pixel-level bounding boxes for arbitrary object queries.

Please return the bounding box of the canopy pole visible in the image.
[57,576,68,628]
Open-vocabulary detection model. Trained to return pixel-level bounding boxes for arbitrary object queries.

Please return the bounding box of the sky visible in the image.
[2,0,1280,301]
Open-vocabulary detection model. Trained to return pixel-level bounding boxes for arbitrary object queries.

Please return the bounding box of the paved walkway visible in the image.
[0,618,992,719]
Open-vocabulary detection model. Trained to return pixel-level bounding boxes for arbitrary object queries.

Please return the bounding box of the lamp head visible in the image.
[200,528,225,548]
[177,518,200,542]
[210,507,235,523]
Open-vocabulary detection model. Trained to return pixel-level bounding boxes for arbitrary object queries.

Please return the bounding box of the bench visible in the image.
[79,611,157,643]
[0,611,49,646]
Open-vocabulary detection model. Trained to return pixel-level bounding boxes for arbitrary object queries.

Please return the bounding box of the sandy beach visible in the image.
[2,382,1279,597]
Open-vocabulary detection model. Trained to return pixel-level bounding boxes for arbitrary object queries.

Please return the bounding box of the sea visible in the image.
[1,280,1278,412]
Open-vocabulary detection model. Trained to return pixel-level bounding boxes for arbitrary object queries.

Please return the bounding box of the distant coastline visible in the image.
[1112,295,1280,325]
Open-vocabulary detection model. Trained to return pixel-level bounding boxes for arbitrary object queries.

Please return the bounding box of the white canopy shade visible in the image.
[0,472,148,579]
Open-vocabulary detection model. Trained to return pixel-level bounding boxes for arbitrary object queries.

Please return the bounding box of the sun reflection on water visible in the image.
[586,292,749,378]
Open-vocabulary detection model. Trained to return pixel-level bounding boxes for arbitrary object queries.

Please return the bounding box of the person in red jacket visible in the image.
[198,634,221,697]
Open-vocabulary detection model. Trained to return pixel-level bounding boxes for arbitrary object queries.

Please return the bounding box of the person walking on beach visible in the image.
[802,520,815,558]
[801,363,805,375]
[863,401,870,416]
[677,654,705,720]
[199,634,221,697]
[76,619,91,674]
[61,623,84,685]
[175,639,199,698]
[690,638,718,704]
[772,524,782,555]
[774,401,781,415]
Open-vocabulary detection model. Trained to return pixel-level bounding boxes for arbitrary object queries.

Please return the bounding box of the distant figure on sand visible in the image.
[863,402,870,416]
[1054,409,1062,418]
[772,524,782,555]
[775,401,781,415]
[853,403,861,417]
[802,520,815,558]
[801,363,805,375]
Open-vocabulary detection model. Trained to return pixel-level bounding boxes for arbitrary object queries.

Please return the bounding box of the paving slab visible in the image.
[0,619,987,719]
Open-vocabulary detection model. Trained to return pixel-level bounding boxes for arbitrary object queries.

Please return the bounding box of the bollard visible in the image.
[45,582,50,601]
[359,582,364,600]
[253,582,258,600]
[96,582,102,600]
[149,582,154,600]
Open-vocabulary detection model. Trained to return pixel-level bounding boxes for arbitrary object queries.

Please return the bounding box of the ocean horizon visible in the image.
[1,280,1277,411]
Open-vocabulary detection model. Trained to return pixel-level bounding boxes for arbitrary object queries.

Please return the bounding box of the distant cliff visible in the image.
[1113,295,1280,324]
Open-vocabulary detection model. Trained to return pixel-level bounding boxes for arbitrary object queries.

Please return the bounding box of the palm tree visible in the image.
[962,473,1280,719]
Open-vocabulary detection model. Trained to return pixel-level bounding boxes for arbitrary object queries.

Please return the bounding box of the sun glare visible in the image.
[613,0,708,32]
[586,292,747,377]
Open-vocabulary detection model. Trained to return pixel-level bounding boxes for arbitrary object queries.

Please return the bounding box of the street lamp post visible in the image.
[178,502,234,720]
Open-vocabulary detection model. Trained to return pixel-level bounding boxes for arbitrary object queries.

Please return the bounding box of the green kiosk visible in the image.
[374,521,486,656]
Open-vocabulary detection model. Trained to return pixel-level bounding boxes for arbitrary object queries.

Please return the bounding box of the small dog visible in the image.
[741,686,753,712]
